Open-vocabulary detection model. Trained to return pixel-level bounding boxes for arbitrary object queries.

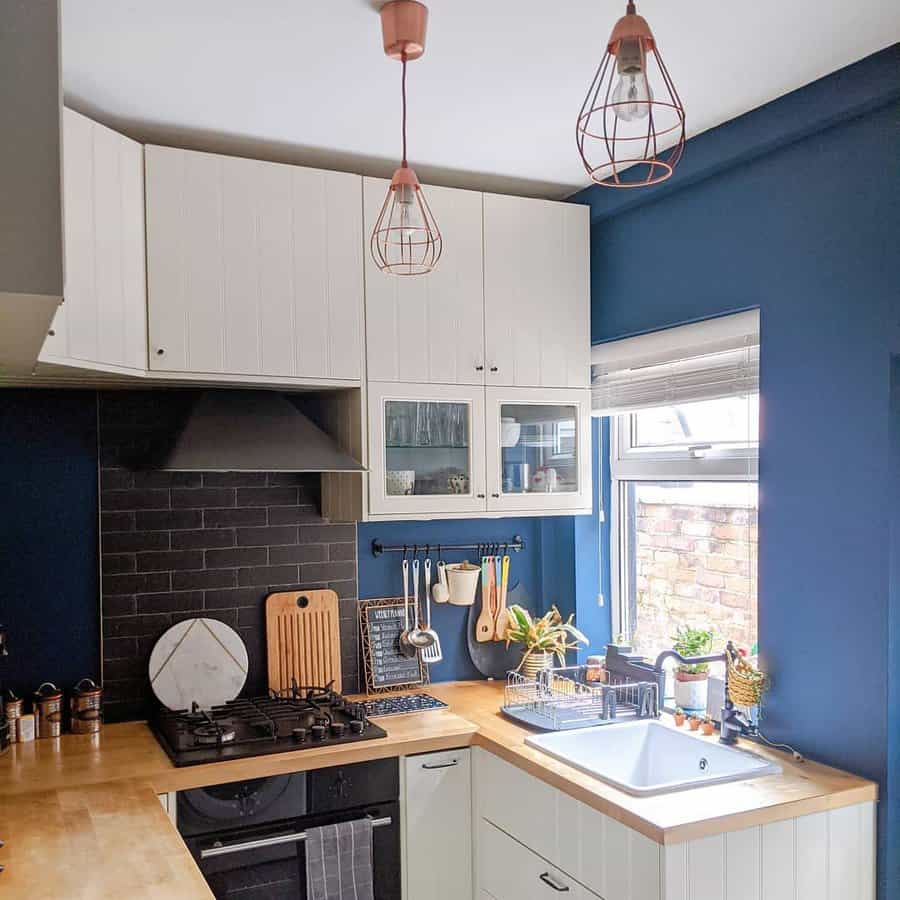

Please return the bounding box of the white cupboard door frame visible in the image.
[485,387,592,514]
[483,193,590,390]
[363,178,486,386]
[368,381,487,518]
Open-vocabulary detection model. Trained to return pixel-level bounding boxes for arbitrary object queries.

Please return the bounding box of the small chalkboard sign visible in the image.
[359,598,427,694]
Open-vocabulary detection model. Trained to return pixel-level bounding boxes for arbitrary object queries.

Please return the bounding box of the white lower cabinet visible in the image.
[473,748,875,900]
[404,748,472,900]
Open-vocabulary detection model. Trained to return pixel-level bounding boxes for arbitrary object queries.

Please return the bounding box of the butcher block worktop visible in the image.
[0,681,877,898]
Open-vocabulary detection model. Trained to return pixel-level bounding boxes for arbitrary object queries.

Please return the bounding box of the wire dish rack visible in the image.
[500,666,659,731]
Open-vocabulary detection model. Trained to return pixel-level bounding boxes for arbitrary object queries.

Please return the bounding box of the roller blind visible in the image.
[591,310,759,415]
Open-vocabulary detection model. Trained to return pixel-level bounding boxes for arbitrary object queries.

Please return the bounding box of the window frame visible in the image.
[608,406,759,645]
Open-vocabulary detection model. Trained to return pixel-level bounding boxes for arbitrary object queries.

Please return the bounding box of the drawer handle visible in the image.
[421,759,459,770]
[475,365,485,371]
[539,872,570,892]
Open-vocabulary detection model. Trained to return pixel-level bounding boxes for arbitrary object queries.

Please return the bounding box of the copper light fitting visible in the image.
[371,1,442,276]
[576,0,685,188]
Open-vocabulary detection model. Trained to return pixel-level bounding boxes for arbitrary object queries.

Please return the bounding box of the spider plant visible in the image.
[504,604,588,668]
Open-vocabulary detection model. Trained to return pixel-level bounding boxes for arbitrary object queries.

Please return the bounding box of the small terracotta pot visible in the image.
[673,713,686,727]
[688,716,701,731]
[701,721,715,736]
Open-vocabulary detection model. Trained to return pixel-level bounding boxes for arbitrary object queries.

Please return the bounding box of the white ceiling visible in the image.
[62,1,900,199]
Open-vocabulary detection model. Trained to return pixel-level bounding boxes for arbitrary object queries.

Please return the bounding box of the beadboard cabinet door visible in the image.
[145,146,363,383]
[483,193,589,389]
[39,109,147,374]
[404,749,472,900]
[363,178,485,386]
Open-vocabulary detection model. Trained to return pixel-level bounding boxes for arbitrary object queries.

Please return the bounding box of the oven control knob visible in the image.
[330,722,346,738]
[311,724,326,741]
[349,719,365,734]
[292,727,307,744]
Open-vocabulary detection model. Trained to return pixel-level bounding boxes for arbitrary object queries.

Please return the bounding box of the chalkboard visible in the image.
[359,598,426,694]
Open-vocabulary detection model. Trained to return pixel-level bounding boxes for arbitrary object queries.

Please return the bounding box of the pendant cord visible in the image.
[401,52,408,167]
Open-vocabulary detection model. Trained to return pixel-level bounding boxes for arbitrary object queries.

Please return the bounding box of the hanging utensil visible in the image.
[399,557,417,658]
[420,557,443,664]
[432,559,450,604]
[408,558,435,649]
[475,554,495,643]
[493,555,511,641]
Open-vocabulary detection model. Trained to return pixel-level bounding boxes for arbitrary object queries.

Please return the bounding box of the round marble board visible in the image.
[149,617,248,711]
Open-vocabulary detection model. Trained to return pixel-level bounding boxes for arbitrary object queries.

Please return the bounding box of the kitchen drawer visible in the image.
[479,818,600,900]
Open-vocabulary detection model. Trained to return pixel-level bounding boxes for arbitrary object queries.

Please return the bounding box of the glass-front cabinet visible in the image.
[368,382,486,517]
[485,388,592,514]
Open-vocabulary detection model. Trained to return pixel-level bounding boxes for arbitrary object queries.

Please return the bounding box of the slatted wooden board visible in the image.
[266,589,342,694]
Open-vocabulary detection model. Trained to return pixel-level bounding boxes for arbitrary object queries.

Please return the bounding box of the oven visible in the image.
[178,759,401,900]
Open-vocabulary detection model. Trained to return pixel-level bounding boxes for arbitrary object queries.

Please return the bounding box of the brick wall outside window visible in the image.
[631,501,758,661]
[99,391,359,722]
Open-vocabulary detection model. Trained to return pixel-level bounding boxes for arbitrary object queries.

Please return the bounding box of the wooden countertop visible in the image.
[0,680,877,897]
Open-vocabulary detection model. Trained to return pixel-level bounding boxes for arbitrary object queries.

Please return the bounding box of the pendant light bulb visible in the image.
[370,1,442,275]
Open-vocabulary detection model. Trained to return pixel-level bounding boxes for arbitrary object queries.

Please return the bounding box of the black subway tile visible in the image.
[101,511,135,532]
[135,509,203,531]
[171,488,236,509]
[237,565,299,587]
[328,543,356,562]
[133,470,202,489]
[104,572,171,596]
[103,614,172,638]
[236,486,298,507]
[204,508,267,528]
[171,529,235,550]
[203,472,268,487]
[103,531,170,554]
[205,547,268,568]
[268,544,327,565]
[102,554,136,575]
[135,550,205,572]
[103,637,137,659]
[101,469,133,490]
[298,523,356,543]
[268,505,321,525]
[329,579,358,600]
[102,488,170,511]
[204,587,262,609]
[172,569,237,591]
[236,525,297,547]
[102,595,136,617]
[136,591,205,615]
[300,561,356,583]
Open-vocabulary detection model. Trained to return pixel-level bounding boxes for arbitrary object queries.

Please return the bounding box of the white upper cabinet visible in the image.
[483,193,590,389]
[145,146,363,383]
[363,178,485,385]
[40,109,147,374]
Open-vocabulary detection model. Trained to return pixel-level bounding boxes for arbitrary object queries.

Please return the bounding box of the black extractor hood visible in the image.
[155,391,364,473]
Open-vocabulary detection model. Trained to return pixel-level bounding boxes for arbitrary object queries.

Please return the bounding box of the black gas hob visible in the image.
[150,685,387,767]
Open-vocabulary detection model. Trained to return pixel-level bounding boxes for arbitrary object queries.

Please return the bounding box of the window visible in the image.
[594,312,760,674]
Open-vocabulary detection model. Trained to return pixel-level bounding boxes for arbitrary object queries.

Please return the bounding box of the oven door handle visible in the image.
[199,816,393,859]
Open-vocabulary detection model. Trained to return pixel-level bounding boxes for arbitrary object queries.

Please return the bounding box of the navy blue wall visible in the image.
[0,390,100,695]
[889,359,900,892]
[584,49,899,894]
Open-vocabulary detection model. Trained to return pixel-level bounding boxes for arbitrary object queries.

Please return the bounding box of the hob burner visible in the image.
[193,724,236,745]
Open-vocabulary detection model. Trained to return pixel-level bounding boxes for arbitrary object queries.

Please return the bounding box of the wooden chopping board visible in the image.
[266,590,342,694]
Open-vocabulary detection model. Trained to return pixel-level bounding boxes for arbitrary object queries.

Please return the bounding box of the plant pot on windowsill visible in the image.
[674,670,709,712]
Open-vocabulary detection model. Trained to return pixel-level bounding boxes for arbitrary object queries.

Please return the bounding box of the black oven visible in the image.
[178,759,401,900]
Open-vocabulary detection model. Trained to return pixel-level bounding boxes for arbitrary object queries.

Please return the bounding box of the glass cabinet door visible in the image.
[486,388,592,513]
[370,383,486,517]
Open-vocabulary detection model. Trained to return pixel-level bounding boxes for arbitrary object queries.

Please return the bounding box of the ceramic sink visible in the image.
[525,720,782,796]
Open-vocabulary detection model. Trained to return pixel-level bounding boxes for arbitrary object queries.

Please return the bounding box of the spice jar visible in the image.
[4,692,23,742]
[70,678,103,735]
[34,682,63,738]
[585,655,607,684]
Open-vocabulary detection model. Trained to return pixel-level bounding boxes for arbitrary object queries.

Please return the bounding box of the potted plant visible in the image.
[505,605,588,680]
[673,707,686,727]
[688,715,701,731]
[672,625,714,712]
[701,715,715,736]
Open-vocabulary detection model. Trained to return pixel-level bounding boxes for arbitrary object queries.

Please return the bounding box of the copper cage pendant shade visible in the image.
[371,1,442,276]
[576,1,685,188]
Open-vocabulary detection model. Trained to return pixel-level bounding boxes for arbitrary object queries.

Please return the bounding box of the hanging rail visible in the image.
[371,535,525,558]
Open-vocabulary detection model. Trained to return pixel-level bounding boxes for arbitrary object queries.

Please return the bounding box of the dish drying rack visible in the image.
[501,665,659,731]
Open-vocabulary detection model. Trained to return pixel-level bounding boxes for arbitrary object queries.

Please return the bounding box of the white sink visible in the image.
[525,720,782,796]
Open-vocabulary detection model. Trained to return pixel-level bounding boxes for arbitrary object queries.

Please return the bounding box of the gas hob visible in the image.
[150,685,387,767]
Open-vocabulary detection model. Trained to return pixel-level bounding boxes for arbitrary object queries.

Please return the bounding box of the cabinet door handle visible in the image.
[156,348,165,356]
[476,493,485,499]
[539,872,570,892]
[475,365,484,371]
[421,759,459,770]
[491,493,500,499]
[489,366,499,373]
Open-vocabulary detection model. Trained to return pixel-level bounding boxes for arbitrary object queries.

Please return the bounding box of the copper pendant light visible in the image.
[576,1,685,188]
[371,1,442,276]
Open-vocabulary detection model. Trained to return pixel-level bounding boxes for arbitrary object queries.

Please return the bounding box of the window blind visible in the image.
[591,310,760,415]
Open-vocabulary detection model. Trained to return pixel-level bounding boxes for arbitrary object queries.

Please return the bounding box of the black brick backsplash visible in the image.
[99,391,359,723]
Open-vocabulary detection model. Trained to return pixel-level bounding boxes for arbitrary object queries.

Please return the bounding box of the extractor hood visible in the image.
[155,391,364,473]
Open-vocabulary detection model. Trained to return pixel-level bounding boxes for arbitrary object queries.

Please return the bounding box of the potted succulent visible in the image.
[700,715,715,736]
[673,707,686,727]
[688,715,701,731]
[505,604,588,680]
[672,625,714,712]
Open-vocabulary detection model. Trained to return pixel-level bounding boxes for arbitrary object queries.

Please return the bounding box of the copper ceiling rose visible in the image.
[576,1,685,188]
[370,1,442,276]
